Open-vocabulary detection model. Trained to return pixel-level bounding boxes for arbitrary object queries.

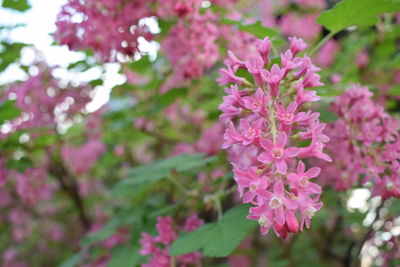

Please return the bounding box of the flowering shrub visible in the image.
[1,0,400,266]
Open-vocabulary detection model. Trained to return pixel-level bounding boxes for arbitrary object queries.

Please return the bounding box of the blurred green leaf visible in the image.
[317,0,400,33]
[127,56,152,74]
[169,204,256,257]
[67,60,92,72]
[151,88,187,113]
[34,135,56,148]
[221,18,279,38]
[112,154,216,197]
[0,42,27,71]
[0,23,26,31]
[7,157,32,173]
[388,85,400,95]
[59,253,82,267]
[317,103,337,123]
[2,0,31,12]
[0,100,21,124]
[107,245,143,267]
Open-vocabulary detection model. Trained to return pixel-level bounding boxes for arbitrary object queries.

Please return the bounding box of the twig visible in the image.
[309,31,336,57]
[47,150,91,231]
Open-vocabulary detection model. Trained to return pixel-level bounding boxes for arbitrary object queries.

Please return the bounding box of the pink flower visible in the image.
[298,194,323,230]
[224,50,246,72]
[233,165,269,203]
[262,64,285,97]
[243,88,269,116]
[246,56,265,86]
[249,182,298,235]
[288,161,321,195]
[298,133,332,162]
[316,39,339,67]
[217,66,244,86]
[255,37,271,66]
[281,50,301,76]
[258,132,299,174]
[295,82,321,106]
[289,37,308,56]
[276,102,300,126]
[222,118,264,148]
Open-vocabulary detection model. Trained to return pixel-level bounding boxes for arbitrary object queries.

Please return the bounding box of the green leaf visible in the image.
[2,0,31,12]
[317,0,400,34]
[107,245,143,267]
[388,85,400,95]
[0,100,21,124]
[59,253,82,267]
[7,157,32,173]
[169,204,257,258]
[317,87,343,97]
[151,88,188,113]
[127,56,152,74]
[112,154,216,197]
[239,21,279,39]
[221,18,279,38]
[81,222,117,246]
[317,103,337,123]
[0,42,27,71]
[34,135,56,147]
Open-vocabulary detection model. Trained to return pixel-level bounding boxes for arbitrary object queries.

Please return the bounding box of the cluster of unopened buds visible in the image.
[218,37,331,238]
[320,85,400,199]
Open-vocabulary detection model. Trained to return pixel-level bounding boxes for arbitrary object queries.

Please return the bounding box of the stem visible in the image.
[215,197,223,221]
[167,174,189,195]
[212,186,236,221]
[48,159,91,231]
[269,100,278,142]
[271,42,279,57]
[309,31,336,57]
[170,256,176,267]
[243,79,257,88]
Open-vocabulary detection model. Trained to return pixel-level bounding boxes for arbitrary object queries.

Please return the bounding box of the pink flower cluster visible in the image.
[61,139,105,175]
[320,85,400,199]
[55,0,154,61]
[218,37,331,238]
[280,13,321,41]
[2,66,91,136]
[140,215,203,267]
[161,10,219,91]
[156,0,202,19]
[15,166,55,205]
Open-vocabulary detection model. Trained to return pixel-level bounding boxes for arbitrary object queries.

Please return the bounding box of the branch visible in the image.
[47,150,91,231]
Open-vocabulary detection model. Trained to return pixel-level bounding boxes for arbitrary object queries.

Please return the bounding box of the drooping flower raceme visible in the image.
[319,85,400,199]
[218,37,331,238]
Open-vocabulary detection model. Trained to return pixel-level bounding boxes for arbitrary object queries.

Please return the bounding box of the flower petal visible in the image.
[305,167,321,178]
[257,152,272,163]
[260,138,274,150]
[275,159,288,174]
[276,132,287,148]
